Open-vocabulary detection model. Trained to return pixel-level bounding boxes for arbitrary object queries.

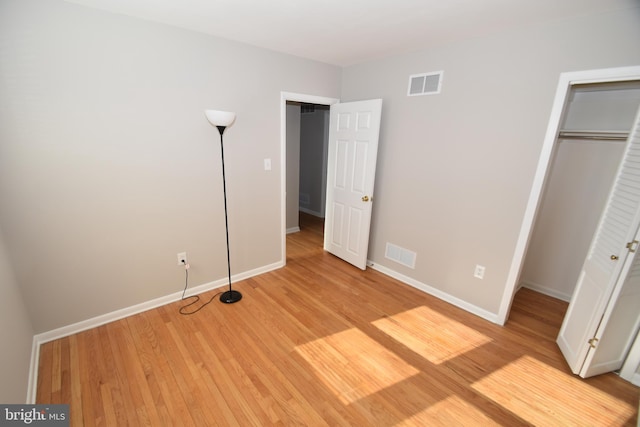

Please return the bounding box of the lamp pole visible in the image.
[216,125,242,304]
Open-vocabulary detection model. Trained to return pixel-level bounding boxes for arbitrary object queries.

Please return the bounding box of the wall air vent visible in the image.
[407,71,443,96]
[385,242,417,269]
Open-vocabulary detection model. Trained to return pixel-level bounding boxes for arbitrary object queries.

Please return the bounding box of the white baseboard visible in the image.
[520,280,572,302]
[286,226,300,234]
[367,260,500,324]
[26,260,284,404]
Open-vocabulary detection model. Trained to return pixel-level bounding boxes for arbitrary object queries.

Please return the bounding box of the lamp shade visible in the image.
[205,110,236,127]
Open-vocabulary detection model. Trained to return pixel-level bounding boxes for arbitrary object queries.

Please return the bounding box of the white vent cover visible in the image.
[385,242,416,269]
[407,71,443,96]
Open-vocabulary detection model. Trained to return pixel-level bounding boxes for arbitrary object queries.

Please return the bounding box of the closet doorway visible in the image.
[524,80,640,378]
[506,66,640,382]
[520,81,640,302]
[500,66,640,324]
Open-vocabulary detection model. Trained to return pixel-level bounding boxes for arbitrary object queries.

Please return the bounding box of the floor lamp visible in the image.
[205,109,242,304]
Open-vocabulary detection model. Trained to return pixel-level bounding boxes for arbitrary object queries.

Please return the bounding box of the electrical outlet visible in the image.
[177,252,187,266]
[474,264,486,279]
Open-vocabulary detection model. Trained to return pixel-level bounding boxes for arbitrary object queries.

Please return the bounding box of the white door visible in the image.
[580,246,640,378]
[324,99,382,270]
[557,105,640,377]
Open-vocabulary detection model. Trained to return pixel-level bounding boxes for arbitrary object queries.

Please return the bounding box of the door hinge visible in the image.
[626,240,639,253]
[588,337,599,349]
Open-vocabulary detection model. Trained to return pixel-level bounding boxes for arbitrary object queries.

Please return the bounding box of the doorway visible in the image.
[524,81,640,379]
[499,66,640,326]
[280,92,338,264]
[520,81,640,302]
[285,102,330,234]
[499,66,640,381]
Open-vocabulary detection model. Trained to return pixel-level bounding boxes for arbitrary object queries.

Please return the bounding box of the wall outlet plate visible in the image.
[177,252,187,266]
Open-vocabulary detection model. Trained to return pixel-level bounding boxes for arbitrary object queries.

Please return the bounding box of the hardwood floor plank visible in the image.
[67,335,85,427]
[105,321,149,426]
[223,284,373,426]
[205,298,327,425]
[58,337,72,406]
[128,309,198,426]
[74,332,98,426]
[36,216,639,426]
[50,339,62,400]
[192,330,263,427]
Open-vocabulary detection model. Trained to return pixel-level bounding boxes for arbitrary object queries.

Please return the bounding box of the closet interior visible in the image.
[522,81,640,300]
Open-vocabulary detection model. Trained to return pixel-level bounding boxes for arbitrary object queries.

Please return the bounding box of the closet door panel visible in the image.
[582,251,640,377]
[557,105,640,377]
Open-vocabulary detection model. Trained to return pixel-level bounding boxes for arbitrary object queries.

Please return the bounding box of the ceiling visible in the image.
[65,0,637,67]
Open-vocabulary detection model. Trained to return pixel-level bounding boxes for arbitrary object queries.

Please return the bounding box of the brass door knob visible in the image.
[611,255,619,260]
[362,195,370,202]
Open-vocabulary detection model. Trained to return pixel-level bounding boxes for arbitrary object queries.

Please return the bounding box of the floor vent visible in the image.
[407,71,443,96]
[385,243,417,269]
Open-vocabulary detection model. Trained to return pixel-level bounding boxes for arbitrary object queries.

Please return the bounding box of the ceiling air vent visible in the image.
[407,71,443,96]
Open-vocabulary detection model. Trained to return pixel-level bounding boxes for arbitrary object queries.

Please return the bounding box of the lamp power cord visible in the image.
[179,260,222,315]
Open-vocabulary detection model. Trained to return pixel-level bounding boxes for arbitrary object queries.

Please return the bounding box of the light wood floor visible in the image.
[37,212,639,426]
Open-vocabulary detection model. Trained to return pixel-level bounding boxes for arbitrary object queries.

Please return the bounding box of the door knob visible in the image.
[611,255,619,260]
[362,195,370,202]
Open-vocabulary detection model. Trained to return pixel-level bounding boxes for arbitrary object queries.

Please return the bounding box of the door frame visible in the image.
[498,65,640,325]
[280,92,339,265]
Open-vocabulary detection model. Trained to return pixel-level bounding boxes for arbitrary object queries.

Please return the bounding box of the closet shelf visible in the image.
[558,130,629,141]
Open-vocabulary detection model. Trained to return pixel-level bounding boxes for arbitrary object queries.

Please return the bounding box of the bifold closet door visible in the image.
[557,104,640,377]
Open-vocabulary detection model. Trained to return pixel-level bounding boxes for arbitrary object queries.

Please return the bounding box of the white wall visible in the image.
[522,139,625,300]
[0,231,34,403]
[0,0,341,333]
[341,4,640,316]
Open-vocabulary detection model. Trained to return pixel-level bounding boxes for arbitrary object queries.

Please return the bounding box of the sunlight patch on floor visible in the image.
[394,395,501,427]
[372,305,492,364]
[295,328,419,404]
[471,355,635,426]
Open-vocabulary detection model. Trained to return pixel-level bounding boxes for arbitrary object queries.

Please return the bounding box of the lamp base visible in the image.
[220,290,242,304]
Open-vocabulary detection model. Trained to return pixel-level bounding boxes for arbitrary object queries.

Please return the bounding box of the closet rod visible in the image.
[557,130,629,141]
